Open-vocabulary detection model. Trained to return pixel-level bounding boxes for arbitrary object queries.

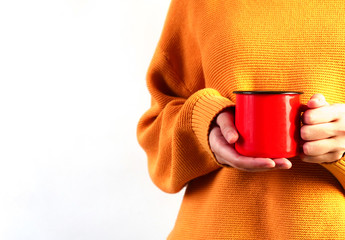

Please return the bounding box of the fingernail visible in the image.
[277,162,292,169]
[261,160,275,168]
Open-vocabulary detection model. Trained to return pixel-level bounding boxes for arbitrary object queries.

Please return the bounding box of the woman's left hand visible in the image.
[301,94,345,163]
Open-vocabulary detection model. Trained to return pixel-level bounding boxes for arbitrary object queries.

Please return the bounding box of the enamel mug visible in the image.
[233,91,303,158]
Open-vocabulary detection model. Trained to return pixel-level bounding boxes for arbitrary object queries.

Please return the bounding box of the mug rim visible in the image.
[233,91,304,95]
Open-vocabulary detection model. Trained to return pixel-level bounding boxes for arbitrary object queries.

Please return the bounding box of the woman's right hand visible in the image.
[209,109,292,172]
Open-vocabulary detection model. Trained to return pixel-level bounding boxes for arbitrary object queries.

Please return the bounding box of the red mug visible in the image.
[233,91,303,158]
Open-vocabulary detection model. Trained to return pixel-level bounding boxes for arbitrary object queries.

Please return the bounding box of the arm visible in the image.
[137,0,233,193]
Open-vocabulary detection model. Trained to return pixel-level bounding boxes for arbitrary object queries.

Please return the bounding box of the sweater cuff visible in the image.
[191,88,235,165]
[321,157,345,190]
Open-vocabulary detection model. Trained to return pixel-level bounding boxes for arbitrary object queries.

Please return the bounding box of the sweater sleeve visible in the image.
[321,157,345,191]
[137,0,234,193]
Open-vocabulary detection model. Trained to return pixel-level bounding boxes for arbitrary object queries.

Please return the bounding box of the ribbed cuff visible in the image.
[191,88,234,164]
[321,157,345,190]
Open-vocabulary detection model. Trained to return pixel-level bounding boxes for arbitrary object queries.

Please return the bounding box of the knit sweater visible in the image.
[137,0,345,239]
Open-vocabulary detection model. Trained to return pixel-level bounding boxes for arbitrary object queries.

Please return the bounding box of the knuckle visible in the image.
[334,137,345,151]
[335,151,344,160]
[336,121,345,136]
[339,128,345,136]
[210,137,222,153]
[209,131,220,152]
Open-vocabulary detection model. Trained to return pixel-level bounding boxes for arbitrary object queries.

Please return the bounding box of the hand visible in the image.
[300,94,345,163]
[209,109,292,172]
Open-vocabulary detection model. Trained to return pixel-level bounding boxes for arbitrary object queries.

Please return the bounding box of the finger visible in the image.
[209,127,276,171]
[228,154,277,172]
[216,109,238,144]
[303,104,345,124]
[272,158,292,169]
[307,93,329,109]
[209,126,233,158]
[303,137,345,156]
[300,151,344,164]
[300,122,336,141]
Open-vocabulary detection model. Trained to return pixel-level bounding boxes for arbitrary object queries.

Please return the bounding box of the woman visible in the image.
[137,0,345,239]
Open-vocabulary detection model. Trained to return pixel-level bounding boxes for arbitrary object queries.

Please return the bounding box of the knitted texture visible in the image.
[137,0,345,239]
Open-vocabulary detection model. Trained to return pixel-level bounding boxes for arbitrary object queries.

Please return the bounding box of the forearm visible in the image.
[137,88,233,193]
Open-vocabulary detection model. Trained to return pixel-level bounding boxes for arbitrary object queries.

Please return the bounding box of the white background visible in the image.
[0,1,184,239]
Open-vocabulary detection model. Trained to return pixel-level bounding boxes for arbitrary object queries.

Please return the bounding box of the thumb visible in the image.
[216,109,239,144]
[307,93,329,108]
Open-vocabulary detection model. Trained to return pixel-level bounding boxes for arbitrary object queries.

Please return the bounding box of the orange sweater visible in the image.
[137,0,345,239]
